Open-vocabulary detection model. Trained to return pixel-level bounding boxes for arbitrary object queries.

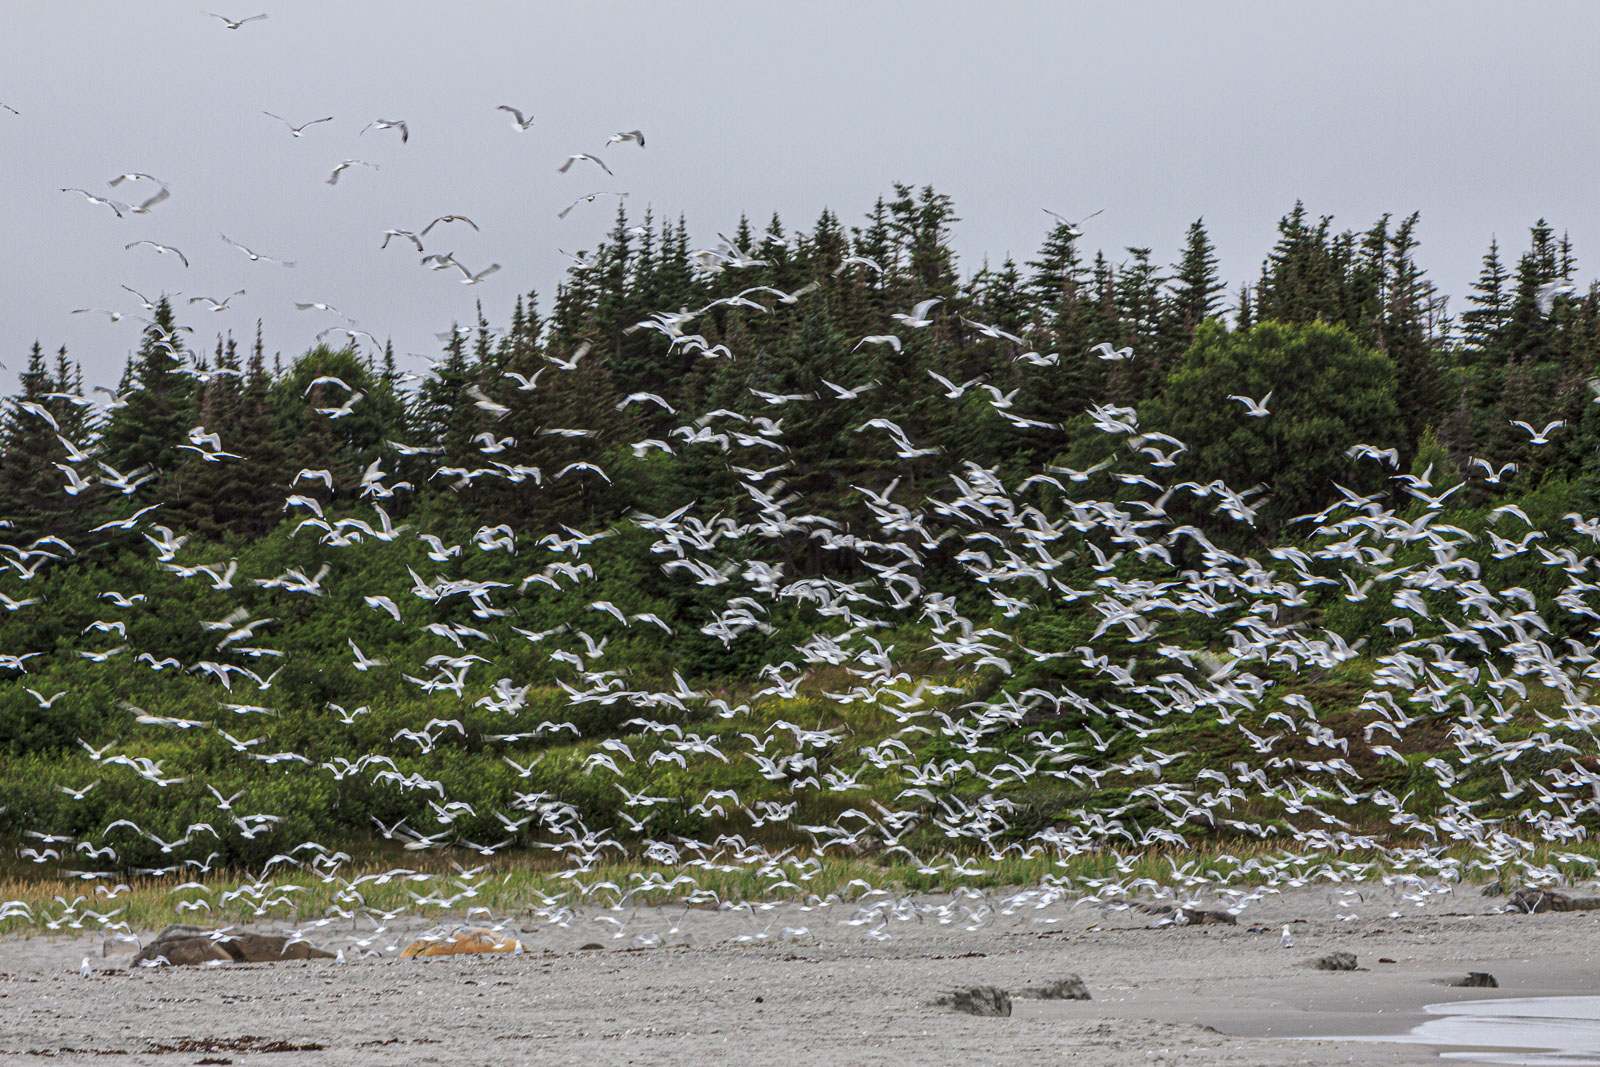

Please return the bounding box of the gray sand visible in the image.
[4,888,1599,1065]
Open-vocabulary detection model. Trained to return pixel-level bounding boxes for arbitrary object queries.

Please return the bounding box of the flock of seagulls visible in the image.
[5,7,1600,963]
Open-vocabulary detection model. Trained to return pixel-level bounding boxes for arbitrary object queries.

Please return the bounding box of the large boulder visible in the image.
[132,925,333,967]
[400,929,523,958]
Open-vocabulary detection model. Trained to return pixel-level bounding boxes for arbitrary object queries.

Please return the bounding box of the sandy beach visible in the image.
[4,887,1599,1065]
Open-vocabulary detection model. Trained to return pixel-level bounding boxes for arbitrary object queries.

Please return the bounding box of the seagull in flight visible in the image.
[1537,280,1578,315]
[222,233,294,266]
[558,191,625,219]
[1511,419,1565,445]
[891,298,941,328]
[559,153,613,177]
[1227,391,1273,417]
[124,240,189,268]
[262,111,332,137]
[61,188,125,217]
[381,229,423,251]
[188,290,245,312]
[420,214,478,236]
[605,129,645,148]
[496,106,535,131]
[1043,207,1104,237]
[206,12,267,28]
[326,159,378,185]
[452,261,501,286]
[361,118,409,143]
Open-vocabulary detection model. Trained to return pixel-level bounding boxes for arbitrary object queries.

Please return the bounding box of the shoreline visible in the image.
[3,888,1598,1065]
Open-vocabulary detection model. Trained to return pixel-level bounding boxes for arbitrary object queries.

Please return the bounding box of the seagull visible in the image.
[451,261,501,285]
[262,111,333,137]
[1511,419,1565,445]
[605,129,645,148]
[381,229,424,251]
[1537,280,1578,315]
[1227,391,1273,417]
[854,335,903,353]
[221,233,293,266]
[206,11,267,28]
[361,118,409,143]
[121,185,171,215]
[124,240,189,267]
[1042,207,1104,237]
[420,214,479,236]
[71,308,127,322]
[891,298,941,328]
[558,191,626,219]
[1089,341,1134,361]
[559,153,613,177]
[1280,925,1293,949]
[188,290,244,312]
[496,105,535,130]
[326,159,378,185]
[61,188,125,217]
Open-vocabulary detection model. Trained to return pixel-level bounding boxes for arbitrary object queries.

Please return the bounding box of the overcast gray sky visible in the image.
[4,2,1597,388]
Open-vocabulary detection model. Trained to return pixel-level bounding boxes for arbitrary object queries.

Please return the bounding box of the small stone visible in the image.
[1378,958,1396,964]
[1314,952,1358,971]
[1451,972,1498,988]
[1017,976,1091,1000]
[934,986,1012,1016]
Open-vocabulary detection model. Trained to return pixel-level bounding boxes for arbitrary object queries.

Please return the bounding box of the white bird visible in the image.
[206,11,267,28]
[420,214,478,236]
[452,261,501,285]
[124,240,188,267]
[361,118,409,143]
[496,105,535,130]
[188,290,245,312]
[326,159,378,185]
[221,234,293,266]
[1511,419,1564,445]
[558,191,626,219]
[262,111,332,137]
[559,153,613,177]
[605,129,645,148]
[1280,925,1293,948]
[381,229,423,251]
[1227,391,1273,417]
[1537,280,1578,315]
[891,298,941,328]
[854,335,903,353]
[60,187,125,217]
[1089,341,1133,361]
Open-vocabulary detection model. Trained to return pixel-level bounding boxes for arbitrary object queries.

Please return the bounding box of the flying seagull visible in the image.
[1227,391,1273,417]
[124,240,189,268]
[221,233,294,266]
[605,129,645,148]
[420,214,478,236]
[452,261,501,285]
[206,12,267,28]
[496,106,535,131]
[381,229,423,251]
[326,159,378,185]
[262,111,332,137]
[61,188,125,218]
[361,118,409,143]
[188,290,245,312]
[559,153,613,177]
[558,191,626,219]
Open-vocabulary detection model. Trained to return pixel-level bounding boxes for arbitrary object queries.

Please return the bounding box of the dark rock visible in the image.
[1017,976,1091,1000]
[577,942,605,951]
[1313,952,1358,971]
[1507,887,1600,913]
[132,927,333,968]
[1451,972,1498,988]
[934,986,1012,1016]
[1479,881,1505,897]
[1138,904,1237,926]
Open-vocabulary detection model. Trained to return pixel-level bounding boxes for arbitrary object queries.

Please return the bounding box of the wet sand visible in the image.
[3,887,1598,1065]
